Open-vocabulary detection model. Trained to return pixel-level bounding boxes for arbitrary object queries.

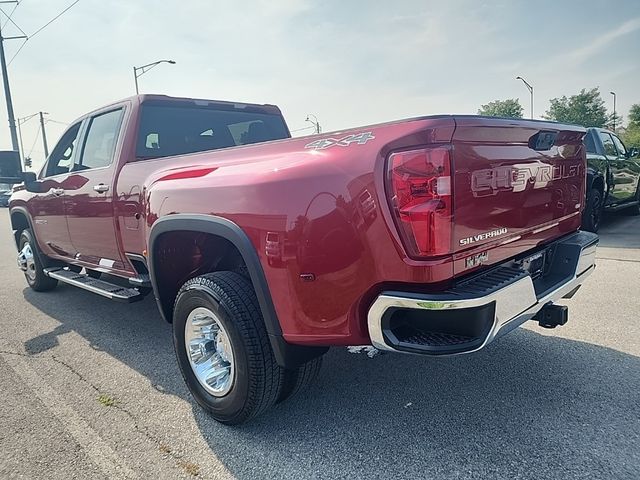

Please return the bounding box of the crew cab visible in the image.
[582,127,640,232]
[1,95,598,424]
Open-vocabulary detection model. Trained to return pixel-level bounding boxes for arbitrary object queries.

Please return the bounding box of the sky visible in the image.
[1,0,639,170]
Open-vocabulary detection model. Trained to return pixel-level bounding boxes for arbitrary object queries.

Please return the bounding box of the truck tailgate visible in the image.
[450,117,586,275]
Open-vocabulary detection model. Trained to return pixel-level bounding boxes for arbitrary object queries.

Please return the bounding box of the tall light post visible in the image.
[133,59,176,94]
[305,114,321,134]
[516,76,534,119]
[610,91,617,132]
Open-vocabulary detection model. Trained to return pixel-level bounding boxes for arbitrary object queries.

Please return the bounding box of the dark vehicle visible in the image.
[582,128,640,232]
[0,183,12,207]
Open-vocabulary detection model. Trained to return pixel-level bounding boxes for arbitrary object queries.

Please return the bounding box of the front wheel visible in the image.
[18,229,57,292]
[173,272,284,425]
[582,189,602,233]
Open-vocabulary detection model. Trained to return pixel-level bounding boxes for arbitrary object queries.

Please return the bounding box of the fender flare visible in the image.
[9,206,35,249]
[8,206,53,267]
[147,214,326,368]
[587,170,605,189]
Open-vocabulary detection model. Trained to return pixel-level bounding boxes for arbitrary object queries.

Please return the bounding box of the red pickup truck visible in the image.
[1,95,598,424]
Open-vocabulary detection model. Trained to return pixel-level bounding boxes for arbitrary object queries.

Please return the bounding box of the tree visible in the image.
[620,104,640,149]
[478,99,523,118]
[628,104,640,127]
[622,126,640,149]
[543,88,610,127]
[605,112,624,131]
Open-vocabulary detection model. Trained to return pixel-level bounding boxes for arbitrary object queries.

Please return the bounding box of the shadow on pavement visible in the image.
[598,210,640,249]
[22,286,640,479]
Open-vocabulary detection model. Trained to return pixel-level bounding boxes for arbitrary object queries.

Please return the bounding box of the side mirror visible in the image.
[0,150,23,184]
[627,147,639,159]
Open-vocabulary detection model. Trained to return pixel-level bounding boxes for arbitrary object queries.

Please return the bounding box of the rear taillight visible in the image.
[386,146,452,257]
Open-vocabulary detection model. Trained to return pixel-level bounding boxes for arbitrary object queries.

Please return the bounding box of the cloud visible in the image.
[562,17,640,66]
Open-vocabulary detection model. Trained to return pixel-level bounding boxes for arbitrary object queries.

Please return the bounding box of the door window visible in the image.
[598,132,617,157]
[43,122,82,177]
[611,135,627,157]
[75,109,124,171]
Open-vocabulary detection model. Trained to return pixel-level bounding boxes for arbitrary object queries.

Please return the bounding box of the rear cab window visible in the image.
[583,132,596,154]
[135,100,290,160]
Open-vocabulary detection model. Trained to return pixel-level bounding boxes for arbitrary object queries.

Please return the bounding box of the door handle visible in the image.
[50,188,64,196]
[93,184,109,193]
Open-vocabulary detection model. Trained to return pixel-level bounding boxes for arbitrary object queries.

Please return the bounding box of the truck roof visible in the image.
[77,94,284,124]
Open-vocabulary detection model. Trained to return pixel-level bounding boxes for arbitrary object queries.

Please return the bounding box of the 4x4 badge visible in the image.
[305,132,375,150]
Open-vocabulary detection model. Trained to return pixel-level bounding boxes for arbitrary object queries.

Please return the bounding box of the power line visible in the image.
[29,0,80,40]
[7,37,26,65]
[1,1,19,30]
[290,125,315,133]
[46,118,68,125]
[27,122,41,158]
[0,6,26,36]
[6,1,81,65]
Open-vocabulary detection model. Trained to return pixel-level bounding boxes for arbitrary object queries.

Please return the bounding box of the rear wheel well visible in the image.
[148,216,328,368]
[10,210,30,248]
[152,231,248,323]
[591,176,604,195]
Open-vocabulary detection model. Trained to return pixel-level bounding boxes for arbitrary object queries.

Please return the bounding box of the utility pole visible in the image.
[0,2,26,152]
[39,111,49,157]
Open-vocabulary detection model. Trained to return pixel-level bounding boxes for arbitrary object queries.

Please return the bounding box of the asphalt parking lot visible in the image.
[0,210,638,480]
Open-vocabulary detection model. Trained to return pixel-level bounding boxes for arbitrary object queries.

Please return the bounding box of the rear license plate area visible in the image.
[516,249,549,279]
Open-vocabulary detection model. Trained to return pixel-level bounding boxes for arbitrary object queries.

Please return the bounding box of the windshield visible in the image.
[136,102,290,159]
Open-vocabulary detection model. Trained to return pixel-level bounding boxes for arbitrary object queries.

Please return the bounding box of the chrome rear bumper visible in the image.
[367,231,598,355]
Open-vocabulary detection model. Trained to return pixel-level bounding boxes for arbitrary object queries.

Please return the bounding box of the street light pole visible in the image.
[610,91,617,132]
[516,76,534,119]
[305,114,321,134]
[133,66,139,95]
[0,8,26,152]
[133,59,176,94]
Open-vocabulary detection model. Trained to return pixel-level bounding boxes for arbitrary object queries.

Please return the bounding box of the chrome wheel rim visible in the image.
[184,307,235,397]
[18,243,36,282]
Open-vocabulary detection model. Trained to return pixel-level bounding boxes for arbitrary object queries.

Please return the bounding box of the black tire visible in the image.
[582,188,603,233]
[18,229,57,292]
[277,356,323,403]
[173,271,283,425]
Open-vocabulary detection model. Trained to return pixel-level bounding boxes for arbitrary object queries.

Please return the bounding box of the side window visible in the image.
[611,135,627,157]
[583,132,596,154]
[599,132,617,157]
[44,122,82,177]
[75,109,124,171]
